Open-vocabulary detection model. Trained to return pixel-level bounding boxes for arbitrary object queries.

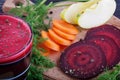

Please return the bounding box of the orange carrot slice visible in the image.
[42,51,50,56]
[38,43,50,56]
[48,29,71,46]
[52,27,76,40]
[41,30,60,51]
[52,20,79,35]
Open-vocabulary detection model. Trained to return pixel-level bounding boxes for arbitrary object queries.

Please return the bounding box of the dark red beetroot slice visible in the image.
[85,35,120,69]
[59,41,106,79]
[85,24,120,48]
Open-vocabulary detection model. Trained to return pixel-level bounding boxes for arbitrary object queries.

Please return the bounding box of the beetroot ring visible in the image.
[86,24,120,48]
[85,35,120,69]
[59,41,106,79]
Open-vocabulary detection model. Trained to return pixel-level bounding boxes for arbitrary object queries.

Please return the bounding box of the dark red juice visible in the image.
[0,14,32,80]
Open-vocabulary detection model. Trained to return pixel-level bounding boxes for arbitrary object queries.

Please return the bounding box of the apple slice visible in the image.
[78,0,116,29]
[60,0,101,24]
[60,2,83,24]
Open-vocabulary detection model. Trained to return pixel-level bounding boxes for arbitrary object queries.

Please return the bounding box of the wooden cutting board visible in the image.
[3,1,120,80]
[43,2,120,80]
[43,18,120,80]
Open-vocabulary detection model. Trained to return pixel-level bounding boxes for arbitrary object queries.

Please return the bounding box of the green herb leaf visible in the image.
[97,65,120,80]
[27,65,44,80]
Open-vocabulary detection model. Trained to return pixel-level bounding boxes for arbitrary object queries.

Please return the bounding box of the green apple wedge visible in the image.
[78,0,116,29]
[60,0,101,24]
[60,2,83,24]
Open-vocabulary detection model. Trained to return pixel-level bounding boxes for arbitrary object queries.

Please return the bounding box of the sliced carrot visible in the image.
[52,27,76,40]
[41,47,50,56]
[38,43,50,56]
[41,30,60,51]
[42,51,49,56]
[52,20,79,35]
[48,29,71,46]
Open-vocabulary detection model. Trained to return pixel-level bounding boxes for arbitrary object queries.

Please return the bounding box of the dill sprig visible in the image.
[97,65,120,80]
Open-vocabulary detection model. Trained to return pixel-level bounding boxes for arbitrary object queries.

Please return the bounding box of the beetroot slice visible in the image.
[59,41,106,79]
[85,24,120,48]
[85,35,120,69]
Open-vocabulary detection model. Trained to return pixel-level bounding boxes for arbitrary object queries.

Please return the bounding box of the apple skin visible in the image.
[78,0,116,29]
[60,2,84,24]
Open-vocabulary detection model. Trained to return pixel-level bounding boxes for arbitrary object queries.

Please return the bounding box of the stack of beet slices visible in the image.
[59,24,120,80]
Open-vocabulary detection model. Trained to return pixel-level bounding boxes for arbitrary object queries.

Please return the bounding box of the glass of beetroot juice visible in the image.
[0,14,33,80]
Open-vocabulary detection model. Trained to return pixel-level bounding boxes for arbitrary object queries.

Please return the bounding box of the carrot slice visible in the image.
[48,29,71,46]
[38,43,50,56]
[52,27,76,40]
[41,30,60,51]
[42,51,50,56]
[52,20,79,35]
